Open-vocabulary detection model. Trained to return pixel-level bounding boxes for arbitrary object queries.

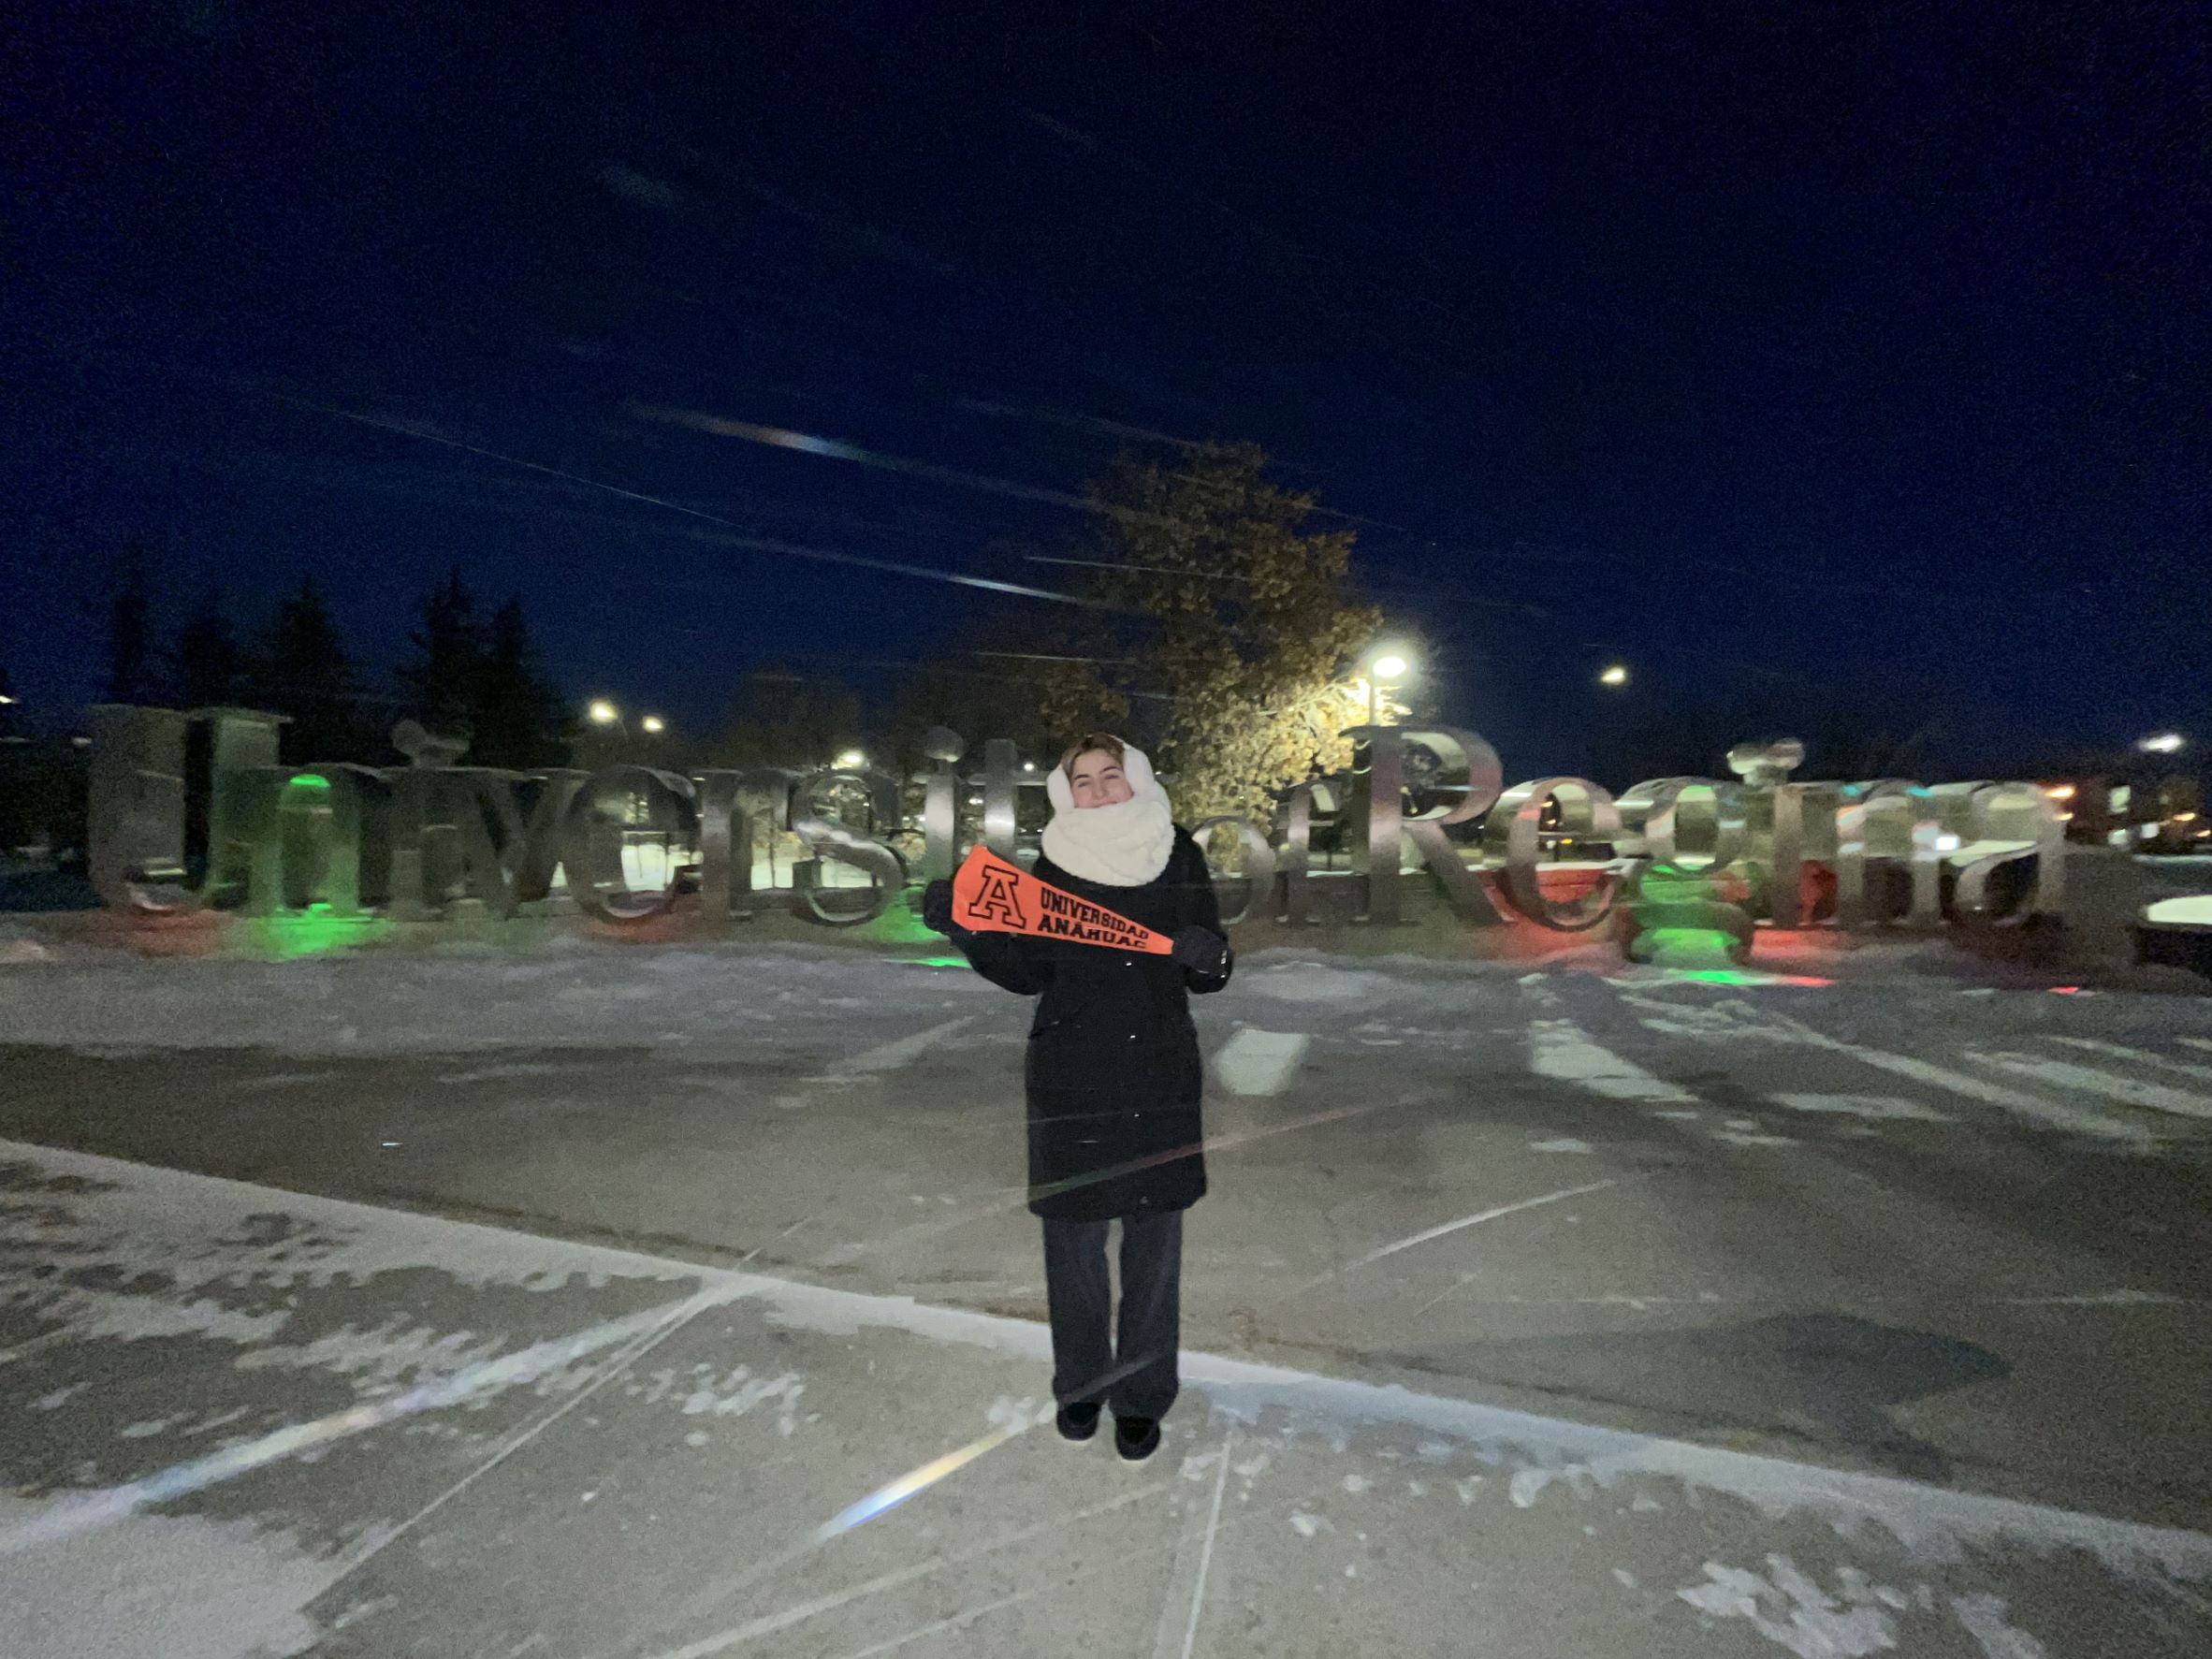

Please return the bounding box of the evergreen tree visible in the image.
[253,579,367,764]
[472,598,570,768]
[104,546,158,704]
[171,588,244,708]
[0,666,32,852]
[399,568,486,739]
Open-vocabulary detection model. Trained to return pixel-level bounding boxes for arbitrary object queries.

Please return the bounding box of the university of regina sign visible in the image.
[85,705,2075,953]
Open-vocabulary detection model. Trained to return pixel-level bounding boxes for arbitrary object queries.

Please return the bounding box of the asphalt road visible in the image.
[2,947,2209,1655]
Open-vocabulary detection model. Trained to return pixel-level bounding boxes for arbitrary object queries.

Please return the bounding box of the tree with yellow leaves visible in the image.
[1058,444,1381,822]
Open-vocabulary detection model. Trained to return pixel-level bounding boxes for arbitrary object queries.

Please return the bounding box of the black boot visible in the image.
[1113,1416,1161,1462]
[1056,1402,1101,1443]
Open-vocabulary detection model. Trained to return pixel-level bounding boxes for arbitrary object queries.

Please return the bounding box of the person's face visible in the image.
[1070,750,1135,808]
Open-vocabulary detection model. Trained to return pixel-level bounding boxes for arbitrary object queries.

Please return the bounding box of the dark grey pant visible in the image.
[1041,1210,1184,1420]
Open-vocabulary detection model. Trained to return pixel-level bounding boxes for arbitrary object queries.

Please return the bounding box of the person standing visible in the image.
[923,734,1232,1462]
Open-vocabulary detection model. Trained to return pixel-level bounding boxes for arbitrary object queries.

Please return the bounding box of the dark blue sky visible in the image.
[5,1,2206,776]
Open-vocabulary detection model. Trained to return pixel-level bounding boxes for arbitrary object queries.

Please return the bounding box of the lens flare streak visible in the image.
[283,399,1112,609]
[0,1284,742,1558]
[811,1413,1044,1544]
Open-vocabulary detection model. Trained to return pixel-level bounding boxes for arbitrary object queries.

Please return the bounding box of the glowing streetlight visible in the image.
[2138,732,2186,755]
[1599,663,1629,688]
[1363,648,1415,726]
[641,715,666,735]
[588,700,619,726]
[836,748,866,769]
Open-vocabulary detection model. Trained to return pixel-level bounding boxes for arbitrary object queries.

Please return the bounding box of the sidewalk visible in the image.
[3,1139,2206,1658]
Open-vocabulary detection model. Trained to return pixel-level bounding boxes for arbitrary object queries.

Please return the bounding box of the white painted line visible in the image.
[1327,1178,1626,1278]
[1212,1027,1310,1097]
[1728,1010,2150,1145]
[1847,1052,2143,1142]
[435,1060,575,1084]
[1710,1128,1796,1147]
[2047,1036,2212,1086]
[225,1070,342,1094]
[3,1138,2207,1593]
[1608,997,2154,1144]
[835,1016,973,1075]
[1528,1017,1699,1104]
[1769,1094,1953,1124]
[1967,1053,2212,1122]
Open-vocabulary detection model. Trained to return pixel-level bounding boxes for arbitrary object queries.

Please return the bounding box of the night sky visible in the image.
[6,2,2207,778]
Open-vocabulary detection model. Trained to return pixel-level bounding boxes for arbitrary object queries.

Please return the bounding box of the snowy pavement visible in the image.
[2,943,2211,1655]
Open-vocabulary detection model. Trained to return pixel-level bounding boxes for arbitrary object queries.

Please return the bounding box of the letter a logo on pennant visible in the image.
[969,865,1026,929]
[951,845,1173,955]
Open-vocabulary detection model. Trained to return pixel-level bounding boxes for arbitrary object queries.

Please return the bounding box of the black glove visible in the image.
[1170,927,1230,978]
[920,879,956,936]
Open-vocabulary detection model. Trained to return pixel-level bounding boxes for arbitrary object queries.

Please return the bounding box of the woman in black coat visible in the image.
[923,733,1231,1462]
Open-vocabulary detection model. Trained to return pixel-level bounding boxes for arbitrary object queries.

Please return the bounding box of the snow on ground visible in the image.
[0,941,967,1057]
[0,1493,340,1659]
[0,939,1606,1057]
[6,924,2212,1653]
[4,1139,2209,1659]
[2,927,2196,1059]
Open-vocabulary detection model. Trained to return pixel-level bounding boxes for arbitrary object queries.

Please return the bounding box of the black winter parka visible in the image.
[952,828,1231,1221]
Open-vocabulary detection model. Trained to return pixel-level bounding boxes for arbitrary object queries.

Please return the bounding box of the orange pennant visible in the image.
[951,846,1173,954]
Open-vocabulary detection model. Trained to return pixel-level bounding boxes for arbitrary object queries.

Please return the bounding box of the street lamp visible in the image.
[641,715,667,735]
[2138,732,2186,755]
[836,748,866,769]
[1599,663,1629,688]
[588,700,619,726]
[1365,648,1414,726]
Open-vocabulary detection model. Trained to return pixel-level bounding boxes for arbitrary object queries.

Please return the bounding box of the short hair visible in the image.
[1060,732,1127,780]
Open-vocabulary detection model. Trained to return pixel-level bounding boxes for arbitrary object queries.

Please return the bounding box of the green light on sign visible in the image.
[1639,925,1744,967]
[240,907,392,959]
